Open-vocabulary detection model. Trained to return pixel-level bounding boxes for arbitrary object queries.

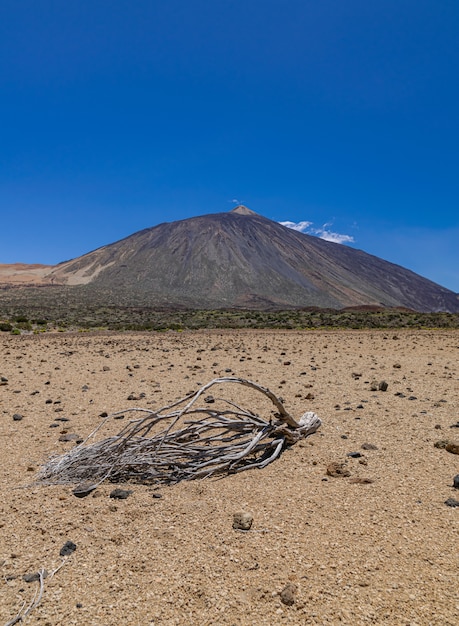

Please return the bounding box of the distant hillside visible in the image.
[1,206,458,312]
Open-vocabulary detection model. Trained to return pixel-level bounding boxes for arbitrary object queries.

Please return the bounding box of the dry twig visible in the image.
[38,377,321,488]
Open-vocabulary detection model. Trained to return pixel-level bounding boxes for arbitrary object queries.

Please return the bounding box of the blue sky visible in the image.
[1,0,458,291]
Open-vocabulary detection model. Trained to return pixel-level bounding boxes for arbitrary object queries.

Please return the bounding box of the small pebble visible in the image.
[73,483,97,498]
[280,582,297,606]
[444,498,459,508]
[13,413,23,421]
[60,541,77,556]
[232,511,253,530]
[23,570,48,583]
[361,443,378,450]
[110,488,132,499]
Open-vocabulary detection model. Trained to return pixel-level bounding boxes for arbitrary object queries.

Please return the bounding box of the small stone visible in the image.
[326,462,350,478]
[379,381,388,391]
[280,582,297,606]
[232,511,253,530]
[152,492,163,499]
[99,411,108,418]
[453,475,459,489]
[361,443,378,450]
[23,570,48,583]
[204,395,215,403]
[110,488,132,499]
[445,442,459,455]
[434,440,449,449]
[73,483,97,498]
[12,413,23,421]
[58,433,81,442]
[444,498,459,508]
[60,541,77,556]
[347,451,362,458]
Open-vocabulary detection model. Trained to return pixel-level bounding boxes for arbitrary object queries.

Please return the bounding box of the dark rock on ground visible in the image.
[73,483,97,498]
[110,488,132,499]
[23,570,48,583]
[60,541,77,556]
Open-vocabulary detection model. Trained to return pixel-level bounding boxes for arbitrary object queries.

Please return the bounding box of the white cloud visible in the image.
[280,220,355,245]
[313,228,355,244]
[279,220,313,233]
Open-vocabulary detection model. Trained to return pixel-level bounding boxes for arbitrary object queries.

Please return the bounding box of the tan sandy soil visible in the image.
[0,264,54,285]
[1,329,458,625]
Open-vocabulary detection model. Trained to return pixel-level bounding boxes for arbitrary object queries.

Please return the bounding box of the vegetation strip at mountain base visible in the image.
[1,302,459,334]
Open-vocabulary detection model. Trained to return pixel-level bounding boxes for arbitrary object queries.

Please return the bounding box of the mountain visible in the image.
[1,206,458,312]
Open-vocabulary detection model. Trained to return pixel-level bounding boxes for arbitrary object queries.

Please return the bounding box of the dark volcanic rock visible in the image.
[60,541,77,556]
[110,488,132,500]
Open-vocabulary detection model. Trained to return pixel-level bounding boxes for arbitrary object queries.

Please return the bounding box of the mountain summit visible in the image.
[229,205,259,216]
[2,208,459,311]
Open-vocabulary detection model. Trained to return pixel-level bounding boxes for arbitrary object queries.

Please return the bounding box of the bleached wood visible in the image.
[38,377,321,488]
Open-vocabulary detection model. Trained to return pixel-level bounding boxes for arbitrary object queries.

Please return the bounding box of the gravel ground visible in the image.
[1,329,458,625]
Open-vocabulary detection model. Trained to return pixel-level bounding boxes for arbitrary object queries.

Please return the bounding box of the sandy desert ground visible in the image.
[1,329,458,625]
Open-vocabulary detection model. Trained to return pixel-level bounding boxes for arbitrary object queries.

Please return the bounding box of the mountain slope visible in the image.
[33,206,458,312]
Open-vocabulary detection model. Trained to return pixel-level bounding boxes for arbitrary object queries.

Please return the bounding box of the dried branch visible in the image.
[37,377,321,488]
[5,568,46,626]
